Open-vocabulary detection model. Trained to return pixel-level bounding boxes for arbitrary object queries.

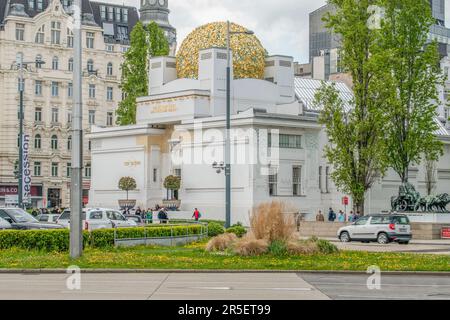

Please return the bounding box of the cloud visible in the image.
[113,0,327,62]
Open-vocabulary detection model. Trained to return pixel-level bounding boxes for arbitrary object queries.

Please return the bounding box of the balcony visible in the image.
[83,69,98,77]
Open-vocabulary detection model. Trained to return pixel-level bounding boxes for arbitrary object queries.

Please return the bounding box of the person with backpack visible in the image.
[328,208,336,222]
[192,208,201,222]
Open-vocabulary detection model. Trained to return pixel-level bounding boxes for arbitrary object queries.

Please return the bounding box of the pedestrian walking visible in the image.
[146,209,153,224]
[316,210,325,222]
[338,210,346,222]
[135,207,142,216]
[348,211,356,222]
[192,208,201,221]
[328,208,336,222]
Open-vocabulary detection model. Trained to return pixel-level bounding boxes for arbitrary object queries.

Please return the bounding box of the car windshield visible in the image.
[59,210,86,220]
[391,216,410,225]
[5,209,38,223]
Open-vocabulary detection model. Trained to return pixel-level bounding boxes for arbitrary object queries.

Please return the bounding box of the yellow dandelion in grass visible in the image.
[176,21,267,80]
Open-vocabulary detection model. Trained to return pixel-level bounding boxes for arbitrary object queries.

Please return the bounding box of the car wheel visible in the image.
[340,231,351,243]
[399,241,409,245]
[377,233,389,244]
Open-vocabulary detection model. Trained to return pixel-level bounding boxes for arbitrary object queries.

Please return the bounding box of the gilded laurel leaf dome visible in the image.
[176,22,267,80]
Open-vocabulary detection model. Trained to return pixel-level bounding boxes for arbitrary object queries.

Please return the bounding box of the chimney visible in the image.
[264,55,295,104]
[148,56,177,95]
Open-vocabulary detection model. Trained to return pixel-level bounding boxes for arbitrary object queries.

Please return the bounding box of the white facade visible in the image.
[88,47,450,225]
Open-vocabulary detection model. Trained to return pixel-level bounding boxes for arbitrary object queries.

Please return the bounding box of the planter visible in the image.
[118,199,136,210]
[162,199,181,210]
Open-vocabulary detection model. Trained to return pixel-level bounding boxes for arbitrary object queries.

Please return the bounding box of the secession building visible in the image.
[0,0,139,207]
[87,22,450,225]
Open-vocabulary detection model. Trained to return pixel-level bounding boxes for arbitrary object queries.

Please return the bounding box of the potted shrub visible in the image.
[118,176,137,210]
[163,175,181,209]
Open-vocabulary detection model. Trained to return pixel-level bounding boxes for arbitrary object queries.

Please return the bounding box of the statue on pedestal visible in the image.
[391,182,450,213]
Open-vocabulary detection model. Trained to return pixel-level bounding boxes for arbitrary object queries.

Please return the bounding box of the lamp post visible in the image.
[225,21,254,228]
[15,54,45,209]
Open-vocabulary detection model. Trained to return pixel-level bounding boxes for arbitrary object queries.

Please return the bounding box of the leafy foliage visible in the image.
[268,240,288,257]
[116,21,169,125]
[118,176,137,200]
[207,222,225,237]
[315,0,390,213]
[226,224,247,238]
[377,0,444,182]
[163,175,181,191]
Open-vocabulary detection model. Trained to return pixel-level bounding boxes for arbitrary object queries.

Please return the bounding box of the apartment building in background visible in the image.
[0,0,139,207]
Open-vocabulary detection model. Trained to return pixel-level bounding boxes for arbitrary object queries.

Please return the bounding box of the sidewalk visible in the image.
[300,236,450,246]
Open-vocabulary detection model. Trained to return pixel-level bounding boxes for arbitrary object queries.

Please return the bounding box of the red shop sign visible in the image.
[442,227,450,239]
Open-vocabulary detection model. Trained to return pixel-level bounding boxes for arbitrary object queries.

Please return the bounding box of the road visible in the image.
[1,272,450,300]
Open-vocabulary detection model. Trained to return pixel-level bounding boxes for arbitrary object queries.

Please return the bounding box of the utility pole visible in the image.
[70,0,83,259]
[17,54,24,209]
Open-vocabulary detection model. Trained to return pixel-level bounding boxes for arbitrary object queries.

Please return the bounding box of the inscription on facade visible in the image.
[151,104,177,113]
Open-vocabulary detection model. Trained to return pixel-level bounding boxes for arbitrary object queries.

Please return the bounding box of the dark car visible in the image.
[0,208,64,230]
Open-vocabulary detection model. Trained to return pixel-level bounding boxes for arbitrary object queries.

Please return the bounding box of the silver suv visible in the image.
[337,214,412,244]
[57,208,137,231]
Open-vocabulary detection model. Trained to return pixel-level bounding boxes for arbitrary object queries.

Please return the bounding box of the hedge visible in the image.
[0,225,204,252]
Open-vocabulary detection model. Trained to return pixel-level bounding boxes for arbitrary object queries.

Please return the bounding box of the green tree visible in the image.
[116,21,169,125]
[377,0,444,183]
[163,175,181,200]
[118,177,137,200]
[314,0,389,214]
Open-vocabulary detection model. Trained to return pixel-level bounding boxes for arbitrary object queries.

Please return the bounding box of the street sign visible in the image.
[5,195,18,205]
[442,227,450,239]
[342,196,349,206]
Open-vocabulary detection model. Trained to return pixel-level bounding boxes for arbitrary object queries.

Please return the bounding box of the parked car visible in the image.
[0,217,12,230]
[36,213,61,223]
[0,207,64,230]
[125,215,145,226]
[57,208,137,231]
[337,214,412,244]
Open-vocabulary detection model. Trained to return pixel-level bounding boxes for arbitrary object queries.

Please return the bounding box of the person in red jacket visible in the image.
[192,208,200,221]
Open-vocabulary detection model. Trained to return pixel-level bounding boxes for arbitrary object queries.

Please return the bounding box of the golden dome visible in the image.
[176,22,267,80]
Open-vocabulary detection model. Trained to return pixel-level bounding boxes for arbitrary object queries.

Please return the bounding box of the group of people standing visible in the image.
[316,208,361,223]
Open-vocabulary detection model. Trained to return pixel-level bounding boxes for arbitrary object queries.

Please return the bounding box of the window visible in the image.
[62,0,72,10]
[34,108,42,122]
[67,110,72,124]
[153,168,158,183]
[121,46,129,53]
[88,84,96,99]
[88,110,95,124]
[115,8,121,21]
[355,216,369,226]
[107,7,114,21]
[51,135,58,150]
[100,5,106,19]
[67,28,73,48]
[67,135,72,150]
[86,32,94,49]
[35,80,42,96]
[293,166,302,196]
[279,134,302,149]
[106,44,114,52]
[51,82,59,97]
[35,55,43,69]
[107,112,113,126]
[52,56,59,70]
[35,25,44,44]
[51,163,59,177]
[16,23,25,41]
[85,163,91,178]
[34,162,41,177]
[68,82,73,97]
[37,0,43,10]
[34,134,41,149]
[67,163,72,177]
[51,21,61,44]
[28,0,35,9]
[68,58,73,71]
[325,166,330,193]
[88,140,91,151]
[122,8,128,22]
[51,108,59,123]
[269,172,278,196]
[117,26,129,41]
[107,87,113,101]
[107,62,113,76]
[174,169,181,178]
[87,59,94,72]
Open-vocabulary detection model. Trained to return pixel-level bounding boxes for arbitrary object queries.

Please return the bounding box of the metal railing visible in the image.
[113,220,209,247]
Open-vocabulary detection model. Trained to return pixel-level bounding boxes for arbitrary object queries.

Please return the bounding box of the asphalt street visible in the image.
[1,272,450,300]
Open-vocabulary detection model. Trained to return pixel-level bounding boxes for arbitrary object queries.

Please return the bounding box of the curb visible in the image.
[1,269,450,276]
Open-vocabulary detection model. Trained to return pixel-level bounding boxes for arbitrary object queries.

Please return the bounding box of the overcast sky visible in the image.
[113,0,450,63]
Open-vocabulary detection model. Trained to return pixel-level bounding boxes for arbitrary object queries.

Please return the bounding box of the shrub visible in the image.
[0,225,203,252]
[250,201,296,242]
[233,236,269,256]
[315,239,339,254]
[207,222,225,237]
[226,224,247,238]
[206,233,238,252]
[286,240,319,255]
[268,240,288,256]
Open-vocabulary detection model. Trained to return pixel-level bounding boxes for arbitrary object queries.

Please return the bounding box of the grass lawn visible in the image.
[0,241,450,271]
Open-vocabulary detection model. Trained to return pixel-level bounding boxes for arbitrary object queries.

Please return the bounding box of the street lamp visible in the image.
[225,21,254,228]
[15,54,45,209]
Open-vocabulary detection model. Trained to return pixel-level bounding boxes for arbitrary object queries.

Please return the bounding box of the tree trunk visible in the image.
[354,198,365,216]
[126,190,129,201]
